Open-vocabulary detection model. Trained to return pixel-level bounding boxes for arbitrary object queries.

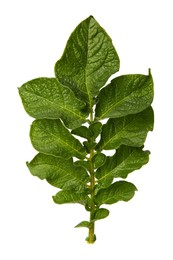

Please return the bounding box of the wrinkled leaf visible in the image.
[94,181,137,206]
[95,70,154,119]
[97,107,154,151]
[27,153,89,191]
[18,77,87,129]
[96,146,150,187]
[30,119,86,159]
[53,190,88,205]
[55,16,120,108]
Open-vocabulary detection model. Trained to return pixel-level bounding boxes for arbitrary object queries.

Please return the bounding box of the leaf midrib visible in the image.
[99,78,150,119]
[35,161,88,186]
[99,113,150,150]
[97,150,136,182]
[40,127,85,158]
[24,89,86,121]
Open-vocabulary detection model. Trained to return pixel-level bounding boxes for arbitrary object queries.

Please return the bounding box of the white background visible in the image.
[0,0,173,259]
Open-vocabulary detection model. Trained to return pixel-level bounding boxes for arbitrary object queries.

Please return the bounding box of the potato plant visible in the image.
[19,16,154,243]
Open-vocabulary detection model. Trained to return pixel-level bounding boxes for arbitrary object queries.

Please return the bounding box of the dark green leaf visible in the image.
[53,190,88,205]
[97,107,154,150]
[96,146,150,187]
[95,70,154,119]
[93,153,106,169]
[18,77,87,129]
[55,16,120,108]
[94,181,137,206]
[75,221,90,228]
[83,141,96,152]
[74,160,90,171]
[89,122,102,139]
[93,208,109,221]
[71,126,91,140]
[27,153,89,191]
[30,119,86,159]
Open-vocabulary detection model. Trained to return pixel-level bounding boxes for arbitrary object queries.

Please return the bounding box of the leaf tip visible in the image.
[26,161,29,167]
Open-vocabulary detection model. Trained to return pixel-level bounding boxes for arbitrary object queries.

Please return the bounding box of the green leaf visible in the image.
[89,122,102,139]
[75,221,90,228]
[93,208,109,221]
[53,190,88,205]
[96,146,150,188]
[18,77,87,129]
[97,107,154,151]
[54,16,120,108]
[27,153,89,191]
[71,126,91,140]
[93,153,106,169]
[74,160,90,171]
[30,119,86,159]
[95,70,154,119]
[94,181,137,206]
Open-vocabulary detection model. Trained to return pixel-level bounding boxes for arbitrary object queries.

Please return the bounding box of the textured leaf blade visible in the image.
[89,122,102,139]
[30,119,86,159]
[97,107,154,151]
[74,160,90,171]
[55,16,120,107]
[53,190,88,205]
[96,146,150,188]
[95,70,154,119]
[27,153,89,191]
[93,208,109,221]
[94,181,137,206]
[18,77,87,129]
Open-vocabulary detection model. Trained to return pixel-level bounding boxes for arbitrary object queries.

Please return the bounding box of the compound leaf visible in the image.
[30,119,86,159]
[55,16,120,108]
[95,70,154,119]
[97,107,154,151]
[53,190,88,205]
[94,181,137,206]
[96,146,150,188]
[18,77,87,129]
[27,153,89,191]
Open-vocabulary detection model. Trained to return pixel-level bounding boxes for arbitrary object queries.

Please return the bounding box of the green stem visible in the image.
[87,109,96,244]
